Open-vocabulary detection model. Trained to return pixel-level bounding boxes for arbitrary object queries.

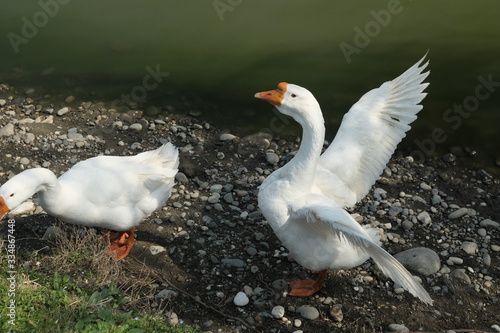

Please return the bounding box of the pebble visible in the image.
[0,99,6,106]
[272,305,285,319]
[477,228,487,237]
[402,220,414,231]
[388,323,409,332]
[442,153,456,163]
[149,245,167,255]
[447,257,463,265]
[483,253,491,266]
[417,211,432,225]
[0,123,15,136]
[296,305,319,320]
[448,207,468,219]
[420,182,432,190]
[265,152,279,165]
[246,247,257,256]
[233,291,249,306]
[491,245,500,252]
[330,305,343,322]
[450,269,471,285]
[461,241,478,254]
[129,123,143,131]
[64,95,75,103]
[20,157,30,165]
[24,133,35,144]
[166,311,179,325]
[175,172,189,183]
[271,279,288,292]
[220,133,236,141]
[492,324,500,332]
[57,107,70,116]
[480,219,499,229]
[221,258,245,268]
[207,193,220,204]
[156,289,178,299]
[394,247,441,276]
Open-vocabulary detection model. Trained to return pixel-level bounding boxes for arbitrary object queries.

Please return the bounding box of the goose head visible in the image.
[255,82,322,127]
[0,169,53,220]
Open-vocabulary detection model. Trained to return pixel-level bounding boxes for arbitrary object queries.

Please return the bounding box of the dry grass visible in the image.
[39,222,166,311]
[38,223,123,286]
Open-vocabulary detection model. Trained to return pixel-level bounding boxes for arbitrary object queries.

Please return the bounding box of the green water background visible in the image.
[0,0,499,171]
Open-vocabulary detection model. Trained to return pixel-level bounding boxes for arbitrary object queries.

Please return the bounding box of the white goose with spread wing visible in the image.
[0,142,179,260]
[255,55,432,304]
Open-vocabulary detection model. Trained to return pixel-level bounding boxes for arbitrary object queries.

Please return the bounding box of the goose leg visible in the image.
[288,270,327,296]
[103,227,136,260]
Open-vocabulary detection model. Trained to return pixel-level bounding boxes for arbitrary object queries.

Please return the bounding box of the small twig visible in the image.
[132,257,264,333]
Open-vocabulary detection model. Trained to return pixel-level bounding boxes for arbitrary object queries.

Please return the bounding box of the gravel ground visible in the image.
[1,83,499,333]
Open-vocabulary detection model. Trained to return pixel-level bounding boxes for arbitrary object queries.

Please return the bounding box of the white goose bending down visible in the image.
[255,55,432,304]
[0,142,179,260]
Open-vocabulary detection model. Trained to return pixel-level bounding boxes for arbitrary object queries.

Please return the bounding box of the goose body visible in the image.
[255,55,432,304]
[0,142,179,258]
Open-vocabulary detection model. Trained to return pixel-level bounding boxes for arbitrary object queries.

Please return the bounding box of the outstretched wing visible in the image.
[290,196,433,305]
[316,55,429,207]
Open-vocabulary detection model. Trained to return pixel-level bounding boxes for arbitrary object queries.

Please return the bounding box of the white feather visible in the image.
[256,55,432,304]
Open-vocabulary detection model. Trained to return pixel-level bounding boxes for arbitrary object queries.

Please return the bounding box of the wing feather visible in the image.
[291,200,433,305]
[316,55,430,206]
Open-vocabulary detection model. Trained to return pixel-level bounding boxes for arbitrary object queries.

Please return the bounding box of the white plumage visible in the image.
[255,55,432,304]
[0,142,179,259]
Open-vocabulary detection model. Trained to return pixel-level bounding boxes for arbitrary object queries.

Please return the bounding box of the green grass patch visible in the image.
[0,229,199,333]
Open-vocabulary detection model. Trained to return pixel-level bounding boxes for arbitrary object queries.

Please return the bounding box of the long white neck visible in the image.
[2,168,61,212]
[280,104,326,190]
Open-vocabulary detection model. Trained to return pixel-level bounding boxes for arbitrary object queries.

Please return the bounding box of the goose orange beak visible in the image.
[255,82,288,106]
[0,196,10,220]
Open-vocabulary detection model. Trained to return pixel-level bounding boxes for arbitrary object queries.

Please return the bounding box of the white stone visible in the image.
[156,289,178,299]
[220,133,236,141]
[272,305,285,319]
[417,211,432,225]
[149,245,167,255]
[129,123,143,131]
[57,107,70,116]
[233,291,249,306]
[0,123,15,136]
[266,152,279,165]
[388,323,409,332]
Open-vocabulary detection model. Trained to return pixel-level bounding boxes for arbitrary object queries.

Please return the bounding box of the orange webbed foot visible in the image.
[289,270,327,296]
[103,227,136,260]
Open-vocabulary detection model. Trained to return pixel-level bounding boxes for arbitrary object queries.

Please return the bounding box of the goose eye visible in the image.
[10,193,14,197]
[291,93,297,98]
